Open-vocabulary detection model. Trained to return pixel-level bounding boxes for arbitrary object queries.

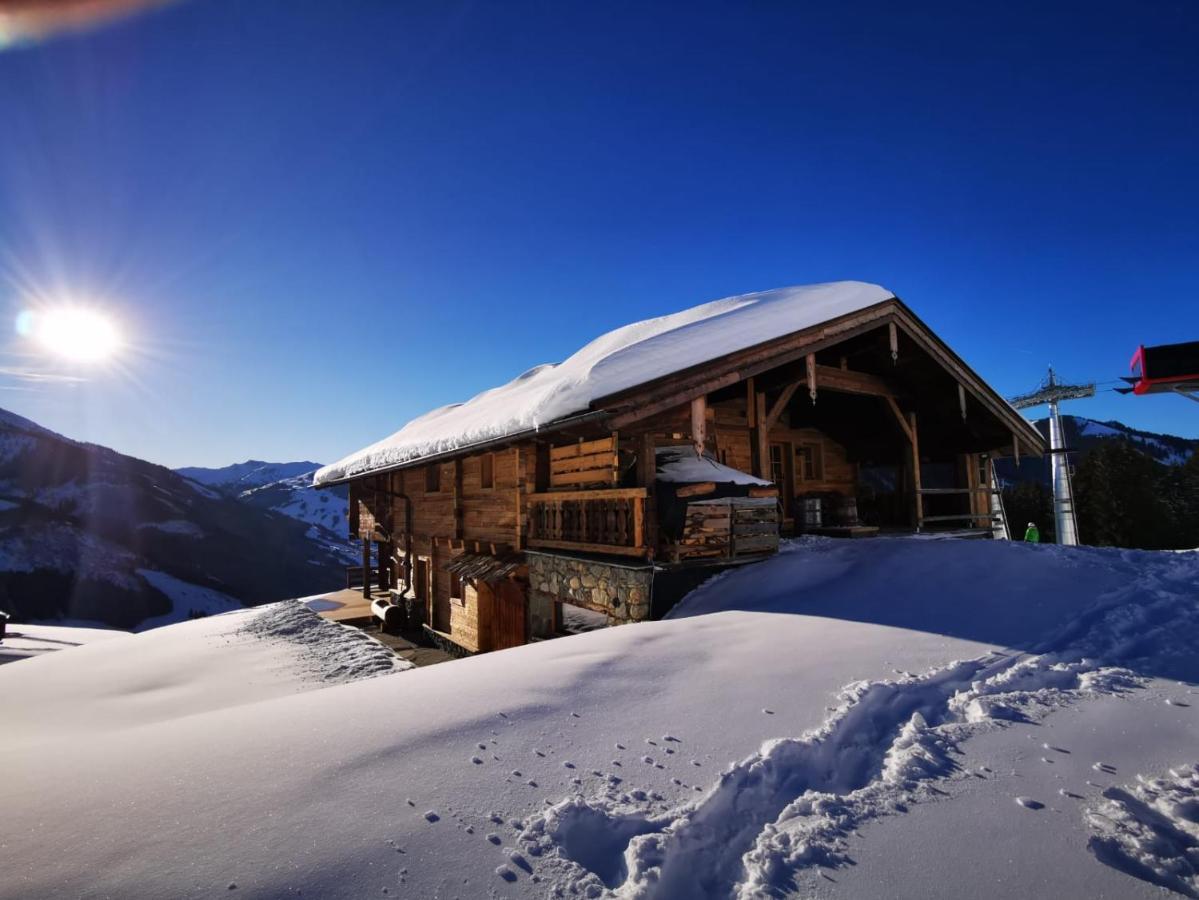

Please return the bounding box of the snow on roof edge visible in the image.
[314,282,895,487]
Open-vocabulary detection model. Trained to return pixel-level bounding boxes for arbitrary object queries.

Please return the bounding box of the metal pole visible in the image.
[1048,398,1079,545]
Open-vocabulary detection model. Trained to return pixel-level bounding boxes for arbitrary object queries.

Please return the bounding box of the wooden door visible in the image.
[492,580,527,650]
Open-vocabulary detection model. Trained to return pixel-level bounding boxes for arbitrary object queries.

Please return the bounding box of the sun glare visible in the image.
[18,307,122,362]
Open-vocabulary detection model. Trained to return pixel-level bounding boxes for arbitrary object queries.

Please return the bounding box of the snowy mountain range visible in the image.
[175,460,352,552]
[0,407,350,629]
[1047,415,1197,466]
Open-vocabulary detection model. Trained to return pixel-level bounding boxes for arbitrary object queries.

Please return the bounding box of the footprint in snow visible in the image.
[486,833,502,845]
[495,866,517,883]
[471,756,484,765]
[1058,789,1085,800]
[642,756,654,765]
[615,743,626,750]
[424,810,440,822]
[533,749,546,757]
[1015,797,1044,811]
[1165,698,1190,707]
[1042,743,1070,754]
[762,708,774,715]
[663,735,680,743]
[1093,762,1118,774]
[562,761,575,769]
[511,770,522,777]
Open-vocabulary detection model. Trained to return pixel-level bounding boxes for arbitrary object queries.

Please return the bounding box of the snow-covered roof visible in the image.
[315,281,893,486]
[655,446,771,486]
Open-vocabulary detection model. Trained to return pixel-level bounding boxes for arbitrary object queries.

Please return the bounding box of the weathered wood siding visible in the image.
[354,446,535,652]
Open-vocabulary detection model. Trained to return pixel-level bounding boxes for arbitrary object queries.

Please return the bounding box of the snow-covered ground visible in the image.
[0,622,127,665]
[1,538,1196,899]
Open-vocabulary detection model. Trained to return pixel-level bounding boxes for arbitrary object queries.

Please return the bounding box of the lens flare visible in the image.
[19,308,122,362]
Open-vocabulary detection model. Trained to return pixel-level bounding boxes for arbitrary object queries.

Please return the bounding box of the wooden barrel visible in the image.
[799,497,822,530]
[834,496,859,526]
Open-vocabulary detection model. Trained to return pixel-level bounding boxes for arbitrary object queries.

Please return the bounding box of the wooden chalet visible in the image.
[316,282,1043,655]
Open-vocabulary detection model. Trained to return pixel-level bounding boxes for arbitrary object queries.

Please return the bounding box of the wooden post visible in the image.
[889,321,899,363]
[690,396,707,456]
[514,446,524,550]
[753,391,769,478]
[361,538,371,599]
[958,383,967,421]
[806,353,817,403]
[452,459,463,540]
[377,541,389,592]
[745,377,756,428]
[909,412,923,529]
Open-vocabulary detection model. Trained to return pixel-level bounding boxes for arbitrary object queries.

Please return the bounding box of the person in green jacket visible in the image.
[1024,521,1040,543]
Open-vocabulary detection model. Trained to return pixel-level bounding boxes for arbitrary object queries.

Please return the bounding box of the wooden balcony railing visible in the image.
[525,487,648,558]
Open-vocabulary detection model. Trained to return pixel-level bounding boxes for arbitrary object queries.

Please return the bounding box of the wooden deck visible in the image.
[302,588,386,623]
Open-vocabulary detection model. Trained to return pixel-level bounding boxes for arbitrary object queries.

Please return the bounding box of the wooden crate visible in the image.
[731,499,779,557]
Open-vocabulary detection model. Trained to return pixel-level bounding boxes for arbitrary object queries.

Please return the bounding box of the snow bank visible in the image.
[1,538,1196,900]
[314,282,892,485]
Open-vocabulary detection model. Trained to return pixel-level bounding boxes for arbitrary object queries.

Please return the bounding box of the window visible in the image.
[426,463,441,493]
[450,571,464,603]
[796,443,823,482]
[769,443,786,486]
[480,453,494,489]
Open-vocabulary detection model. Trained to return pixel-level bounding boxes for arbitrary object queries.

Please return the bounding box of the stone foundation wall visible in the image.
[526,552,654,624]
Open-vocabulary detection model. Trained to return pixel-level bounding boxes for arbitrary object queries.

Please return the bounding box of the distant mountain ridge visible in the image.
[174,460,352,552]
[177,459,322,492]
[1032,416,1197,466]
[0,409,349,630]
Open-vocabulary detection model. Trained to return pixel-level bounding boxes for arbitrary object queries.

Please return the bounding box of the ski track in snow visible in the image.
[508,557,1198,899]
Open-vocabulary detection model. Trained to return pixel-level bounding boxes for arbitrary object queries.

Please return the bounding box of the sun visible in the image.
[18,307,122,362]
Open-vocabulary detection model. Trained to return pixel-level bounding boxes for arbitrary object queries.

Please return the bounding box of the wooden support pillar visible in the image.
[377,541,389,592]
[452,459,463,540]
[909,412,923,529]
[746,377,756,427]
[806,353,817,403]
[514,446,524,550]
[361,538,371,599]
[1013,432,1021,463]
[690,395,707,456]
[889,321,899,363]
[752,391,769,478]
[958,383,967,421]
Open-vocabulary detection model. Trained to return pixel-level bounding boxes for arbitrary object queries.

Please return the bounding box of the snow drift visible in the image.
[1,538,1197,899]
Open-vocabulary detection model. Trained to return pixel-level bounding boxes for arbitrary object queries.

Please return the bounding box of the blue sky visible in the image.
[0,0,1196,467]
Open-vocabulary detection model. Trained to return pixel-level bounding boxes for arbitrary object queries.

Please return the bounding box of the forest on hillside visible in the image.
[1003,440,1199,550]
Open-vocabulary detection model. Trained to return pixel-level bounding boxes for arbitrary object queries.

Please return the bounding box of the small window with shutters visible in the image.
[480,453,494,490]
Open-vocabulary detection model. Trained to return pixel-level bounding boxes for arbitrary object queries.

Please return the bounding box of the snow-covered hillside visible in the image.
[2,538,1196,899]
[0,407,350,629]
[175,460,355,563]
[1043,415,1197,467]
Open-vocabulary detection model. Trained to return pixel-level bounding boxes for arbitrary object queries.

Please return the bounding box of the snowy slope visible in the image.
[1046,415,1197,466]
[315,281,893,486]
[175,462,356,563]
[1,538,1196,899]
[0,407,349,629]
